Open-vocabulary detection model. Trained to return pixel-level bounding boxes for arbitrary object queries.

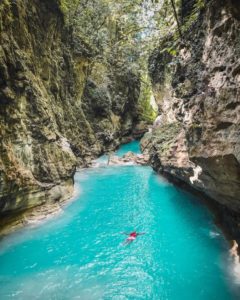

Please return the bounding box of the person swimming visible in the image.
[121,231,145,245]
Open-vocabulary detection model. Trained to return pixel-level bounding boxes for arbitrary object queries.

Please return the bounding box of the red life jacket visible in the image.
[130,232,137,237]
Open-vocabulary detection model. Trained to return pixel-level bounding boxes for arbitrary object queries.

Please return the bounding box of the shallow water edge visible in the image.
[0,140,239,260]
[154,168,240,256]
[0,165,239,299]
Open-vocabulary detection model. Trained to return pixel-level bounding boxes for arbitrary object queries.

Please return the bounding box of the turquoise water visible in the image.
[115,140,141,156]
[0,144,239,299]
[95,140,141,165]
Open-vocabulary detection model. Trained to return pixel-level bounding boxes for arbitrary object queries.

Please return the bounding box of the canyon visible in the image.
[141,0,240,241]
[0,0,239,244]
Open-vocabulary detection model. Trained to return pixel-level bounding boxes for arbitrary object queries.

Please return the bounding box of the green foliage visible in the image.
[59,0,80,23]
[57,0,206,125]
[181,0,205,34]
[138,75,157,123]
[0,0,13,23]
[166,47,178,56]
[0,0,11,6]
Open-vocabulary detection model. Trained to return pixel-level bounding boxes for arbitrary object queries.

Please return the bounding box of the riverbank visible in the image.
[0,161,238,299]
[0,145,149,238]
[92,152,150,167]
[0,184,81,239]
[0,141,239,263]
[149,168,240,256]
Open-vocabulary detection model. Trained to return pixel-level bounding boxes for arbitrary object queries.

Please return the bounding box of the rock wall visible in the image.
[142,0,240,234]
[0,0,140,216]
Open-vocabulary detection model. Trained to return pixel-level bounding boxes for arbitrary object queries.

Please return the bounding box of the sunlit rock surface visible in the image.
[143,0,240,230]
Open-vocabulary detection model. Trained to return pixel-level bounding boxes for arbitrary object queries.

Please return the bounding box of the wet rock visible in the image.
[132,121,149,139]
[102,152,149,166]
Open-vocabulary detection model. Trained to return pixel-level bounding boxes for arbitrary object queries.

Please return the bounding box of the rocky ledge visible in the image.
[92,151,149,167]
[0,0,145,220]
[0,181,82,238]
[0,149,150,237]
[143,0,240,242]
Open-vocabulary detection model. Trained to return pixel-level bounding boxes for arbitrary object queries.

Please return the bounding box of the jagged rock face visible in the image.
[0,0,140,215]
[144,0,240,212]
[82,68,140,147]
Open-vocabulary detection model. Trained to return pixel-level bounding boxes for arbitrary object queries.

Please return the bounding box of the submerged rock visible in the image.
[91,151,149,167]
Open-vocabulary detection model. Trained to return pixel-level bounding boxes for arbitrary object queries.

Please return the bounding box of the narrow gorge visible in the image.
[0,0,239,299]
[0,0,146,226]
[141,0,240,243]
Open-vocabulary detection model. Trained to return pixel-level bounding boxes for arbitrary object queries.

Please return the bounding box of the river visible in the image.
[0,141,239,299]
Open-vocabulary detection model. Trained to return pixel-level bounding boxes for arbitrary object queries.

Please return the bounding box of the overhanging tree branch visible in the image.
[170,0,182,39]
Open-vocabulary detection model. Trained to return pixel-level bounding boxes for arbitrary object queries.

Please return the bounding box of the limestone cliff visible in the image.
[142,0,240,234]
[0,0,141,217]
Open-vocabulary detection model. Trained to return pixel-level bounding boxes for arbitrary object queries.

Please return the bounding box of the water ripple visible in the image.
[0,165,238,299]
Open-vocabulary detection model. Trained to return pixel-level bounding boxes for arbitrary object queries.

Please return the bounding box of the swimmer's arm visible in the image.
[137,232,146,235]
[120,232,130,235]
